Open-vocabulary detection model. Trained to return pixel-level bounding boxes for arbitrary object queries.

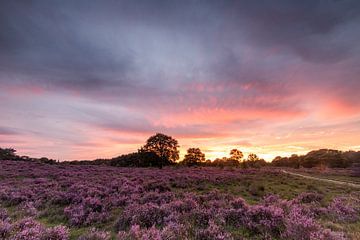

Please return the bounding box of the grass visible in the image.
[187,170,357,204]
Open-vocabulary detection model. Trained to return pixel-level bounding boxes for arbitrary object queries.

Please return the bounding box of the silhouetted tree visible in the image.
[242,153,261,168]
[0,148,17,160]
[181,148,205,166]
[110,151,163,167]
[139,133,179,167]
[230,149,243,161]
[247,153,259,162]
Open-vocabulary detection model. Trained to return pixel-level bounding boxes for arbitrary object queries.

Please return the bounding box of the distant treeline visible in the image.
[0,148,58,164]
[271,149,360,169]
[1,133,360,170]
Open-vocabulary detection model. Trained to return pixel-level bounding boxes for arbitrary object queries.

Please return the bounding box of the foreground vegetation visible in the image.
[0,160,359,240]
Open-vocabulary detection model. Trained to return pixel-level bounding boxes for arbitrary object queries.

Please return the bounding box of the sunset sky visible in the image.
[1,0,360,161]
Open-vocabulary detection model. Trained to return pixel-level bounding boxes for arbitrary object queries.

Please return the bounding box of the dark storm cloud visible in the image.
[232,0,360,63]
[1,0,359,94]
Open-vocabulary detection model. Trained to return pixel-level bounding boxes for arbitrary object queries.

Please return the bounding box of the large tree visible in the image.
[139,133,179,165]
[182,148,205,166]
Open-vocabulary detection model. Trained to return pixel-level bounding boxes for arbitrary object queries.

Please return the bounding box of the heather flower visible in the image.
[0,219,12,239]
[246,205,285,237]
[223,208,248,227]
[294,192,323,204]
[230,197,248,210]
[139,191,174,205]
[78,228,111,240]
[188,208,213,228]
[283,205,321,240]
[116,203,169,231]
[327,197,358,222]
[41,225,70,240]
[11,218,45,240]
[19,201,38,217]
[195,220,232,240]
[0,208,9,221]
[118,225,162,240]
[165,198,198,214]
[310,228,346,240]
[161,222,188,240]
[64,197,109,226]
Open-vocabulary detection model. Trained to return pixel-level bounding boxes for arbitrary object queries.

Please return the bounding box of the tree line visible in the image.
[0,148,58,164]
[1,133,360,170]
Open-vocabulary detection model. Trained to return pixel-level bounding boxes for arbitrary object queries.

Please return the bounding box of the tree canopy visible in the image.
[230,149,243,161]
[139,133,179,165]
[181,148,206,166]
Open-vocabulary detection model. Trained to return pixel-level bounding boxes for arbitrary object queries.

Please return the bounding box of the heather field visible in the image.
[0,161,359,240]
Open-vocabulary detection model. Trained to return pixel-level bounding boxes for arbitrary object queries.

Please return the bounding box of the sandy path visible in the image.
[281,170,360,189]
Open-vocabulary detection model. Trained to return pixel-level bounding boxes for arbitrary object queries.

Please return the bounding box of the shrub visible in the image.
[79,228,111,240]
[246,205,285,237]
[283,205,321,240]
[41,225,70,240]
[11,218,45,240]
[116,203,169,231]
[294,192,323,204]
[118,225,161,240]
[195,220,232,240]
[0,219,12,239]
[327,197,359,222]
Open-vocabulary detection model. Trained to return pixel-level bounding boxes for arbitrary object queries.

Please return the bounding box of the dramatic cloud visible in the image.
[0,0,359,160]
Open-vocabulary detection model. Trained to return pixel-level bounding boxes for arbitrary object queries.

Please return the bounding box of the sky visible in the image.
[1,0,360,161]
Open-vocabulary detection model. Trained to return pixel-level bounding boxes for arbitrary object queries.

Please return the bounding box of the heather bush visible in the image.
[78,228,111,240]
[283,205,322,240]
[223,208,248,227]
[160,222,189,240]
[0,161,357,239]
[64,197,109,226]
[310,228,346,240]
[116,203,169,231]
[0,208,9,221]
[164,198,198,214]
[294,192,323,204]
[246,205,285,237]
[19,201,38,217]
[327,197,359,222]
[117,225,162,240]
[139,191,174,205]
[195,220,232,240]
[0,219,12,239]
[187,207,214,229]
[11,218,45,240]
[41,225,70,240]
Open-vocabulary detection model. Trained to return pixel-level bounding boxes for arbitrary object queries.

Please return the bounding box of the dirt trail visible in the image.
[281,170,360,189]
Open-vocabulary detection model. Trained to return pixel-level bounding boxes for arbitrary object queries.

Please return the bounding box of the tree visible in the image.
[0,148,17,160]
[230,149,243,161]
[247,153,259,162]
[139,133,179,166]
[110,151,163,167]
[182,148,206,166]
